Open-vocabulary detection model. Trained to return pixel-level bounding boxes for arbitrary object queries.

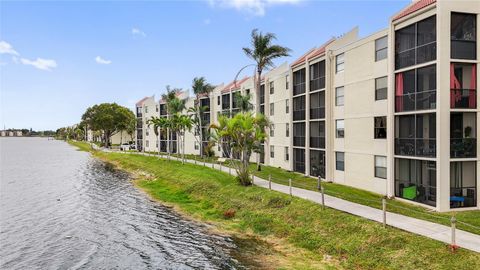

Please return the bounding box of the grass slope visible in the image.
[70,142,480,269]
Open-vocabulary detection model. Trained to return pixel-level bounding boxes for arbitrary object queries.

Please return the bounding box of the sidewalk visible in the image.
[110,149,480,253]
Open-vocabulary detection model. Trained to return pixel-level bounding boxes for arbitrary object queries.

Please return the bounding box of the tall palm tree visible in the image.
[175,114,193,164]
[148,116,168,156]
[161,86,185,157]
[192,77,214,157]
[242,29,291,170]
[234,92,253,113]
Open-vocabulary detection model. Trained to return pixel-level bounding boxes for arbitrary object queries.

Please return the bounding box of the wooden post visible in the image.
[382,197,387,228]
[451,216,457,247]
[268,174,272,190]
[321,186,325,210]
[289,178,292,196]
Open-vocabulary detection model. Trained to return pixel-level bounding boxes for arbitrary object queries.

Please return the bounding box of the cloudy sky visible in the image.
[0,0,408,130]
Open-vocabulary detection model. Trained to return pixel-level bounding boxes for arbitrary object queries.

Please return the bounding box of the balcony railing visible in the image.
[310,77,325,91]
[293,110,306,121]
[310,136,325,149]
[293,83,306,96]
[310,107,325,119]
[293,136,305,147]
[395,90,436,112]
[395,138,436,157]
[451,89,477,109]
[451,138,477,158]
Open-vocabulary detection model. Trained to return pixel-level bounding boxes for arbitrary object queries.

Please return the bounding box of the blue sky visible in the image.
[0,0,409,130]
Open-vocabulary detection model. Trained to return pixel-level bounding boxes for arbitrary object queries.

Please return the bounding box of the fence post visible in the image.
[382,197,387,228]
[321,186,325,210]
[317,176,321,191]
[289,179,292,196]
[451,216,457,248]
[268,174,272,190]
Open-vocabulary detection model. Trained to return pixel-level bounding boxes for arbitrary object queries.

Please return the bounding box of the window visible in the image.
[310,150,325,177]
[375,156,387,179]
[395,64,436,112]
[269,81,274,94]
[336,53,345,73]
[285,99,289,114]
[336,152,344,171]
[310,61,326,90]
[270,124,275,137]
[156,105,159,112]
[335,87,344,106]
[146,140,149,147]
[450,63,477,109]
[270,145,274,158]
[194,142,199,150]
[375,36,388,61]
[270,102,274,116]
[217,96,220,105]
[286,75,289,89]
[293,148,305,173]
[246,89,250,95]
[374,117,387,139]
[293,68,306,95]
[260,84,265,104]
[146,129,149,136]
[222,94,230,110]
[395,16,436,69]
[310,121,325,148]
[145,106,148,113]
[285,147,289,161]
[336,120,345,138]
[375,77,388,100]
[451,13,476,60]
[286,123,290,137]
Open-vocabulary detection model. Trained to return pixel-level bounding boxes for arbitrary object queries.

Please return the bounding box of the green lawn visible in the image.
[244,163,480,236]
[70,142,480,269]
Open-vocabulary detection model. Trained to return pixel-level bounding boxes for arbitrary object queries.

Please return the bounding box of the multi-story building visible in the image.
[133,0,479,212]
[135,96,158,152]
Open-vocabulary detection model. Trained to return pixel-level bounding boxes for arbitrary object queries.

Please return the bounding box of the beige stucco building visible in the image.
[134,0,479,212]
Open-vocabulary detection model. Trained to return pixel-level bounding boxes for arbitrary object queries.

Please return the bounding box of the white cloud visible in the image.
[131,27,146,37]
[20,58,57,71]
[207,0,301,16]
[95,56,111,65]
[0,41,19,56]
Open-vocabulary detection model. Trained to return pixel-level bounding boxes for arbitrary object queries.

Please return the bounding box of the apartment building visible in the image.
[134,0,478,212]
[135,96,158,152]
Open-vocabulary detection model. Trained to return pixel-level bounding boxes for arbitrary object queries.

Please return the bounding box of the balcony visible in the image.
[395,138,436,158]
[310,136,325,149]
[451,89,476,109]
[395,90,436,112]
[310,107,325,119]
[451,138,477,158]
[310,77,325,91]
[293,110,306,121]
[293,136,305,147]
[293,83,306,96]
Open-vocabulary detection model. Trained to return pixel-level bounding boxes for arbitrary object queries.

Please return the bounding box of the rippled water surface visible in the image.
[0,138,243,269]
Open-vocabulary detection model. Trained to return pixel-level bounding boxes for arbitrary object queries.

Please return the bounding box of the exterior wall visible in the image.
[110,132,133,145]
[332,29,389,195]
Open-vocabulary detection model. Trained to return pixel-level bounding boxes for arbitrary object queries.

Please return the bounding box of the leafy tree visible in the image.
[81,103,135,147]
[161,86,185,156]
[172,113,193,164]
[234,92,253,113]
[191,77,214,156]
[211,112,269,186]
[147,116,169,155]
[243,29,290,170]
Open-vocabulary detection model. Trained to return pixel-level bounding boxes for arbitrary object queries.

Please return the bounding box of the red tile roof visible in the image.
[221,77,249,93]
[291,38,335,67]
[392,0,436,21]
[136,96,149,106]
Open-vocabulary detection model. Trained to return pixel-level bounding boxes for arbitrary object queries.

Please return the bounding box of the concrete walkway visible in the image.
[108,149,480,253]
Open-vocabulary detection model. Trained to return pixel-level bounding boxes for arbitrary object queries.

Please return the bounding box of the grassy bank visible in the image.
[70,141,480,269]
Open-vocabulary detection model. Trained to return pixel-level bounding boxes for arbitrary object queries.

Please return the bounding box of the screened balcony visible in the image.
[310,121,325,149]
[293,148,305,173]
[395,113,436,158]
[310,150,325,178]
[309,61,325,91]
[259,85,265,104]
[451,112,477,158]
[395,65,436,112]
[160,104,167,116]
[310,91,325,119]
[451,63,476,109]
[451,12,476,60]
[395,158,437,207]
[450,161,477,208]
[221,94,230,110]
[293,96,306,121]
[293,68,306,96]
[293,122,305,147]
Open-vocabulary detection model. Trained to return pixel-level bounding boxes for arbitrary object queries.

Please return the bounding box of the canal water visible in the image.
[0,137,244,269]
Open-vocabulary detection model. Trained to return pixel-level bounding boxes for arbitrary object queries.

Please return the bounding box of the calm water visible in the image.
[0,137,243,269]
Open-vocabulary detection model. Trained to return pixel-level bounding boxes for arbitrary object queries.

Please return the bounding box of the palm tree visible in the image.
[243,29,291,171]
[191,77,214,157]
[175,114,193,164]
[234,92,253,113]
[211,112,269,186]
[148,116,168,155]
[188,105,209,156]
[161,86,185,157]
